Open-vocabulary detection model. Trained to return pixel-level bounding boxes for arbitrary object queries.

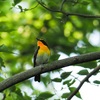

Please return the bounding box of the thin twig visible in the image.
[24,3,39,11]
[37,0,100,18]
[67,65,100,100]
[60,0,66,11]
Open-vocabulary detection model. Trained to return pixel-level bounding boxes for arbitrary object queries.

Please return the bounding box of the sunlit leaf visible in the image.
[5,92,18,100]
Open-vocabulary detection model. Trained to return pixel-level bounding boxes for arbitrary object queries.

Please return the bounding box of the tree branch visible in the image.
[67,65,100,100]
[37,0,100,18]
[0,51,100,91]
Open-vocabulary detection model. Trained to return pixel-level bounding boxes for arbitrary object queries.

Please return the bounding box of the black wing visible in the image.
[33,46,40,67]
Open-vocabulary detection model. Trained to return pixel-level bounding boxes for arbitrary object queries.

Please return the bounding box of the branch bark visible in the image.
[67,65,100,100]
[37,0,100,18]
[0,51,100,92]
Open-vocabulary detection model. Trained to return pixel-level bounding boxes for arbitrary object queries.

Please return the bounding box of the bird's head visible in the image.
[36,38,48,47]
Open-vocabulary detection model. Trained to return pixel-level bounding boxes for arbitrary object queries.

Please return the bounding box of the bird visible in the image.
[33,38,50,82]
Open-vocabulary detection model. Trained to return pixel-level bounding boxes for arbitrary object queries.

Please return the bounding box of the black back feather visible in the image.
[34,46,40,67]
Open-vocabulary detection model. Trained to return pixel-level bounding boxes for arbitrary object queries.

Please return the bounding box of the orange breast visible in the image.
[37,40,50,55]
[38,45,50,55]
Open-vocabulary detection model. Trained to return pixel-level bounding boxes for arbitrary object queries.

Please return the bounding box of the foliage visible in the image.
[0,0,100,99]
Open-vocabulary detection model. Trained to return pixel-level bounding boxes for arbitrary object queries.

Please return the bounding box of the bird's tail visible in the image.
[35,74,40,82]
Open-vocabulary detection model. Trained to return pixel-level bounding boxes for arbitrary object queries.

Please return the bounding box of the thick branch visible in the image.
[0,51,100,91]
[67,65,100,100]
[37,0,100,18]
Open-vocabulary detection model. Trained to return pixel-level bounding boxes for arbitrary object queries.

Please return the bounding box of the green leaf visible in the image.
[77,69,89,75]
[69,79,76,86]
[50,53,60,61]
[81,0,90,5]
[61,72,72,79]
[5,92,17,100]
[0,22,15,32]
[15,88,23,97]
[5,96,13,100]
[69,87,82,99]
[0,44,12,53]
[63,79,72,85]
[78,61,97,69]
[61,93,70,98]
[18,5,23,12]
[0,28,15,32]
[63,79,75,86]
[11,92,18,100]
[76,92,82,99]
[52,78,62,82]
[69,87,76,92]
[14,0,22,5]
[24,92,31,100]
[0,11,6,17]
[36,92,54,100]
[0,57,5,67]
[41,74,51,86]
[0,77,4,82]
[93,80,100,84]
[15,88,27,100]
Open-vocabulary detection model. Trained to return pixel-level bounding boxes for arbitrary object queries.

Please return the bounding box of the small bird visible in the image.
[34,38,50,82]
